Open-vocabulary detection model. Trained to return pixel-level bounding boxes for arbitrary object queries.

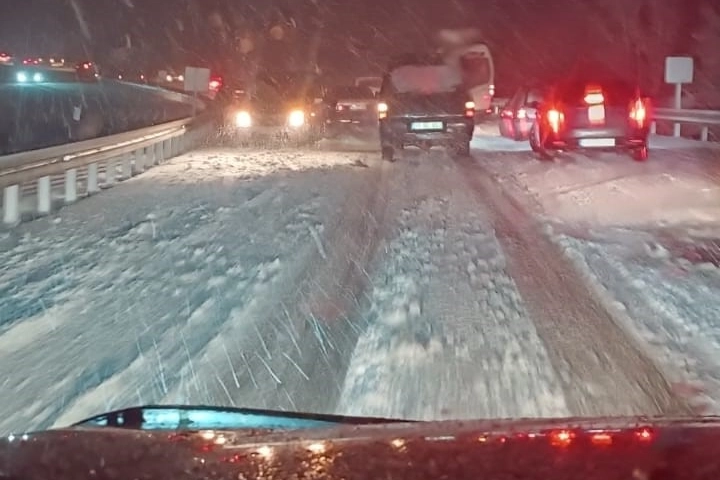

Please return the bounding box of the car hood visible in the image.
[3,415,720,479]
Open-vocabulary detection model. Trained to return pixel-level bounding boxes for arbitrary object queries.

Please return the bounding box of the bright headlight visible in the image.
[288,110,305,128]
[235,111,252,128]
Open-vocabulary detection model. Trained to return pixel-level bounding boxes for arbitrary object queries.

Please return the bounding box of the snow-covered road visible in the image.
[0,126,716,435]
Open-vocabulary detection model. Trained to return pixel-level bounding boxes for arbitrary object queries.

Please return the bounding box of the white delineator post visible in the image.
[664,56,694,138]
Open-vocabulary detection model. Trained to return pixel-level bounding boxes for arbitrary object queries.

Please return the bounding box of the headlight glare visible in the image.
[288,110,305,128]
[235,111,252,128]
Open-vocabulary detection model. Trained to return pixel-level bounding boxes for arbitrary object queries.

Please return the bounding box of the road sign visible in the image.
[665,56,693,84]
[183,66,210,94]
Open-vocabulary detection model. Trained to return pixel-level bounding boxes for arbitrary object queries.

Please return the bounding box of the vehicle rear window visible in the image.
[558,79,636,106]
[388,65,462,94]
[328,86,374,99]
[356,78,381,90]
[459,53,490,86]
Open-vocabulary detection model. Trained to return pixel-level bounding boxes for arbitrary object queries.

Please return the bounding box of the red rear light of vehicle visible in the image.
[209,76,223,91]
[464,101,475,118]
[377,102,388,120]
[546,108,564,133]
[584,92,604,105]
[629,98,648,127]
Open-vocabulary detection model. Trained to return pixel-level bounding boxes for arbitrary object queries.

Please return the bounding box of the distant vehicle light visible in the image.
[546,109,564,133]
[235,111,252,128]
[16,72,28,83]
[465,100,475,118]
[178,74,184,82]
[165,74,173,82]
[629,98,647,127]
[377,102,388,119]
[209,79,222,91]
[584,92,604,104]
[516,108,527,119]
[288,110,305,128]
[32,72,44,82]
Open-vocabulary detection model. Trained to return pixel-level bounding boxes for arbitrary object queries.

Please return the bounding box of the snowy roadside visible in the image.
[0,147,376,434]
[472,128,720,413]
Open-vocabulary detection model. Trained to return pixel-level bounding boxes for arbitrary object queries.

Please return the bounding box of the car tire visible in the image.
[381,146,395,162]
[631,145,648,161]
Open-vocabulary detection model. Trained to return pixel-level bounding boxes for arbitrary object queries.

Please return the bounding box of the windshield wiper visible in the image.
[72,405,410,431]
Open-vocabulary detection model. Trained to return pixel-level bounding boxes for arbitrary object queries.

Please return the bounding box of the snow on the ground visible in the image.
[474,135,720,228]
[337,154,569,421]
[471,121,720,413]
[0,147,372,434]
[554,231,720,414]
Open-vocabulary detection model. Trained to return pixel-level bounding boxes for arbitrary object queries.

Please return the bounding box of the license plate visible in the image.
[349,103,367,110]
[410,121,443,131]
[579,138,615,147]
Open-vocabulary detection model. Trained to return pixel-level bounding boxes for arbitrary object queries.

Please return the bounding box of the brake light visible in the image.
[584,92,604,104]
[464,101,475,118]
[546,109,563,133]
[629,98,647,127]
[377,102,388,119]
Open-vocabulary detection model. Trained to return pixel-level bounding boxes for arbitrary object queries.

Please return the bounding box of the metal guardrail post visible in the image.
[1,111,215,227]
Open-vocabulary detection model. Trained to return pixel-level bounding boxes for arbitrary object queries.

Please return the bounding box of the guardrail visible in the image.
[652,108,720,142]
[1,115,215,226]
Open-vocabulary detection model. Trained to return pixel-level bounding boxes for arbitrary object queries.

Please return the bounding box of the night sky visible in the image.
[0,0,707,95]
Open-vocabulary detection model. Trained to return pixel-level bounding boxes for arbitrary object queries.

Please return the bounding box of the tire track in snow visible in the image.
[162,153,393,415]
[338,152,569,420]
[458,156,692,417]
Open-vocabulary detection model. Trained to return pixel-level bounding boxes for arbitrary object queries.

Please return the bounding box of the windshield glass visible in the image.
[327,86,374,99]
[460,52,490,86]
[389,64,462,94]
[1,0,719,451]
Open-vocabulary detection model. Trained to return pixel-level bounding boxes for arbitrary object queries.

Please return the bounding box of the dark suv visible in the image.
[378,56,475,162]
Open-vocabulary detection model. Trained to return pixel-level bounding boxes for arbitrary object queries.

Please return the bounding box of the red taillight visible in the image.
[209,78,222,91]
[377,102,388,119]
[584,92,604,104]
[464,100,475,118]
[546,109,564,133]
[629,98,647,127]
